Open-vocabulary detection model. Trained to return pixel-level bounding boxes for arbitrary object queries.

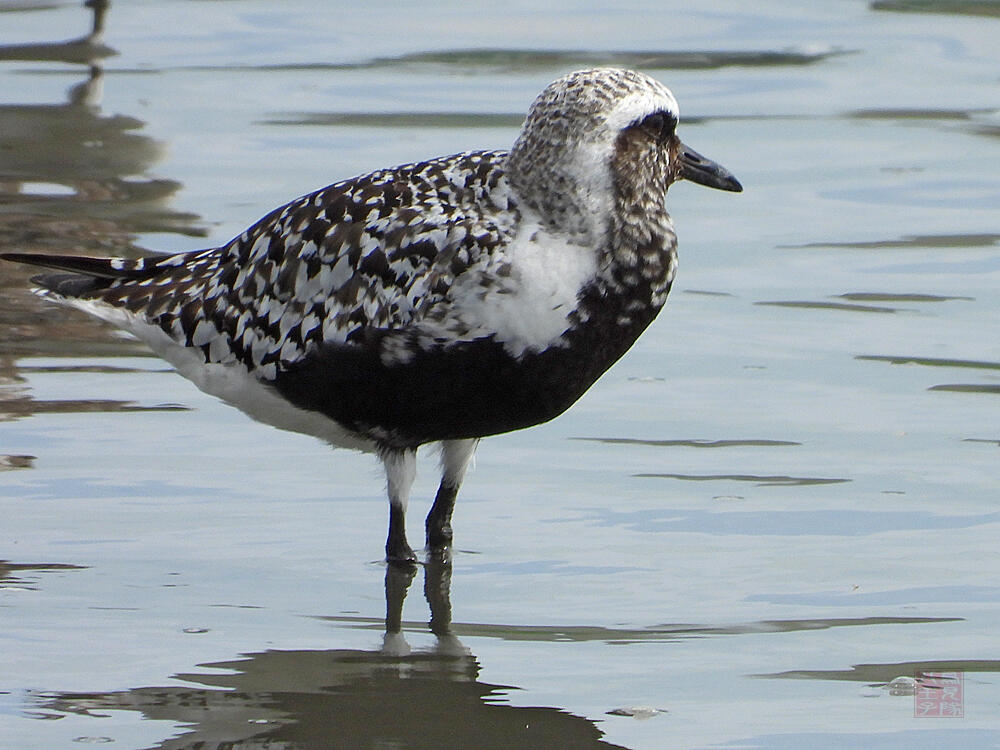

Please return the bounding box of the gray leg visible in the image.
[382,448,417,565]
[425,439,478,557]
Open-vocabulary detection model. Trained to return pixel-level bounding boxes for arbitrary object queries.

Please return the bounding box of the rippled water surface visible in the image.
[2,1,999,748]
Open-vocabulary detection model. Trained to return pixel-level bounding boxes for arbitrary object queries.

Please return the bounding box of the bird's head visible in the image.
[508,68,741,240]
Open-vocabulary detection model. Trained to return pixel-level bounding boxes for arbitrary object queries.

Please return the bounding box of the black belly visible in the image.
[272,280,667,449]
[271,314,656,448]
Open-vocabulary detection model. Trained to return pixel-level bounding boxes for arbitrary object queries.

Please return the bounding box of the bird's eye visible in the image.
[640,112,675,140]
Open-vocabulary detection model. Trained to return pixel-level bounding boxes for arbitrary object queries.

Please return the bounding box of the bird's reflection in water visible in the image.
[1,0,207,420]
[37,562,627,749]
[0,0,202,241]
[0,0,115,66]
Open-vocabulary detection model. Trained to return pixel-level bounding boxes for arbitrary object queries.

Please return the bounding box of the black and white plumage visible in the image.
[3,68,741,564]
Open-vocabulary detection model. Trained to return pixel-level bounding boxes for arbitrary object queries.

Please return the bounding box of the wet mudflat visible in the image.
[1,1,998,748]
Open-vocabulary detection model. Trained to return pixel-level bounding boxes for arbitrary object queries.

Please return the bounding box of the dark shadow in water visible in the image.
[32,562,630,749]
[748,584,1000,607]
[758,658,1000,683]
[0,559,86,590]
[929,384,1000,395]
[587,507,1000,536]
[858,355,1000,397]
[870,0,1000,18]
[12,362,173,375]
[574,437,801,448]
[0,0,116,65]
[261,111,526,128]
[635,473,848,486]
[0,1,205,359]
[0,454,35,470]
[266,103,999,151]
[973,123,1000,138]
[682,289,736,297]
[28,564,963,747]
[0,0,202,242]
[755,300,902,314]
[849,106,992,120]
[0,361,187,424]
[190,46,850,75]
[256,48,849,128]
[28,565,962,747]
[857,354,1000,371]
[780,233,1000,250]
[837,293,974,303]
[0,351,173,447]
[320,610,960,645]
[368,48,848,71]
[0,392,188,421]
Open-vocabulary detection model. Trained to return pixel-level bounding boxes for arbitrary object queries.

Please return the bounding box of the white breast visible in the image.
[422,215,599,357]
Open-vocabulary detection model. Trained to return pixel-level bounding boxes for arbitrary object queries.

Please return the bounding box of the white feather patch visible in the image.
[602,88,679,133]
[423,213,597,357]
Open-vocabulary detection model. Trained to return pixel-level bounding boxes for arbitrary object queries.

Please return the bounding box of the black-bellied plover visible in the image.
[3,68,742,564]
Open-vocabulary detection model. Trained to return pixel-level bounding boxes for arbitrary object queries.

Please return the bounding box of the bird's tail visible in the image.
[1,252,159,298]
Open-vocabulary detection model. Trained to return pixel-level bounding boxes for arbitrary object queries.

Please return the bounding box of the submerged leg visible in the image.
[382,448,417,565]
[425,439,479,557]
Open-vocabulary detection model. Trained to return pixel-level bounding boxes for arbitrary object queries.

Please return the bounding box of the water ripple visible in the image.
[588,508,1000,536]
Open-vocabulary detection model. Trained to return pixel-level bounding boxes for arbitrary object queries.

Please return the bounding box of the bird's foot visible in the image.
[425,522,453,563]
[426,522,452,547]
[385,537,418,567]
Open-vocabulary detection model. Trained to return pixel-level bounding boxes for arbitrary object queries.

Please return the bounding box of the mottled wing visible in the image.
[98,150,518,380]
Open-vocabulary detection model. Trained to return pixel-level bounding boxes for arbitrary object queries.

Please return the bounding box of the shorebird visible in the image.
[3,68,741,564]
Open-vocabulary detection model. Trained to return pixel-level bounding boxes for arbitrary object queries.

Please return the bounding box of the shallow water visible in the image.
[1,1,999,748]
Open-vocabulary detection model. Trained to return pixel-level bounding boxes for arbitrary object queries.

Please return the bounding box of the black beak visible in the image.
[678,142,742,193]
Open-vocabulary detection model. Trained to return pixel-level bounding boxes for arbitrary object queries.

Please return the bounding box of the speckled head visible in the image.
[507,69,680,231]
[506,68,740,240]
[518,68,680,141]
